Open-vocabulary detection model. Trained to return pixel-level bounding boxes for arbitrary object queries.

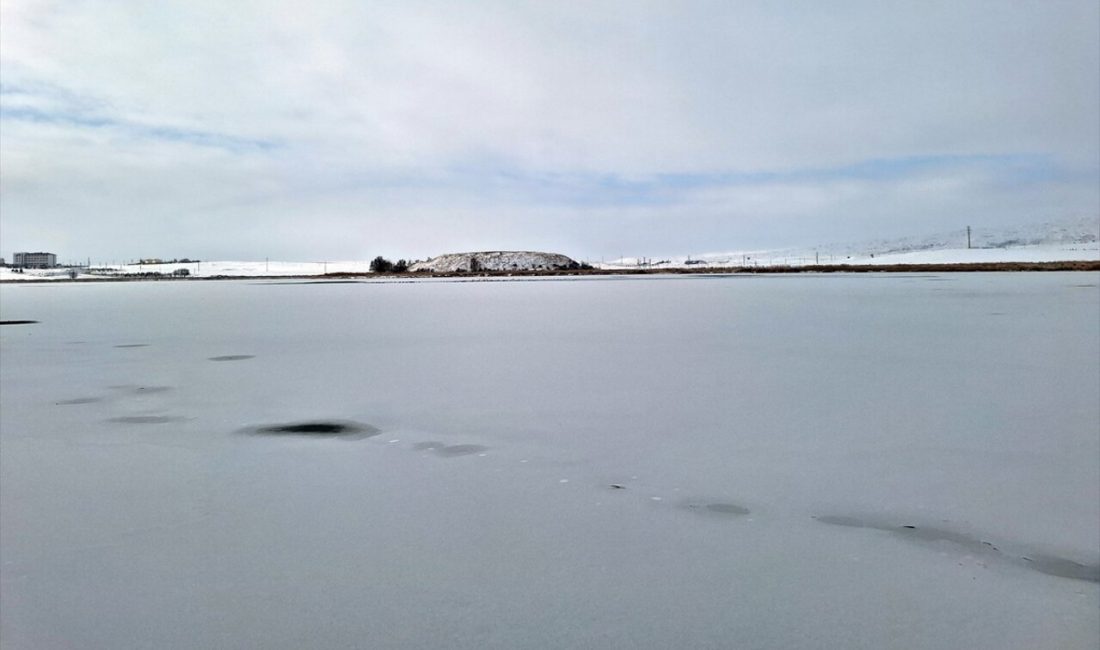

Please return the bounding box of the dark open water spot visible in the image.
[208,355,255,362]
[0,320,38,325]
[109,415,184,424]
[114,344,149,348]
[244,420,381,440]
[56,397,102,405]
[815,515,1099,583]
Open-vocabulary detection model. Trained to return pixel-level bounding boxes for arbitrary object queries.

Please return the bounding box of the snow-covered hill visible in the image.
[409,251,581,273]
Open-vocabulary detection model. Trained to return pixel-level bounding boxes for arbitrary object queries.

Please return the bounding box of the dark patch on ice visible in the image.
[109,385,173,394]
[814,515,865,527]
[266,280,364,285]
[683,501,751,516]
[114,344,149,348]
[1020,554,1100,582]
[609,484,626,489]
[435,444,488,457]
[704,503,751,515]
[0,320,38,325]
[413,441,488,457]
[108,415,184,424]
[815,515,1099,583]
[245,420,381,439]
[56,397,102,405]
[208,355,255,361]
[1070,284,1097,289]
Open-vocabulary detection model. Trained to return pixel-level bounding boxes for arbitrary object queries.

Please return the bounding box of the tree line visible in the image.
[369,257,411,272]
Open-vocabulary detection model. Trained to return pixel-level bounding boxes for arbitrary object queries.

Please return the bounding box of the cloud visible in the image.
[1,0,1096,261]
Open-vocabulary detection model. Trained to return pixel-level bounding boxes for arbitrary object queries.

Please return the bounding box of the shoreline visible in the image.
[2,260,1099,284]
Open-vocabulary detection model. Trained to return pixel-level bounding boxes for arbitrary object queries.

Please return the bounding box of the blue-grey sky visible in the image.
[2,1,1097,262]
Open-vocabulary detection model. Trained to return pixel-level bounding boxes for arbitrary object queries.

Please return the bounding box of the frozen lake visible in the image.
[2,273,1098,649]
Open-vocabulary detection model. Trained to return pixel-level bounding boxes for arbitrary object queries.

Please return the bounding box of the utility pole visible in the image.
[967,226,972,249]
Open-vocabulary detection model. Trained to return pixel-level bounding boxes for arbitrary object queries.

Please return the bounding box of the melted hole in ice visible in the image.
[56,397,102,405]
[0,320,38,325]
[114,344,150,348]
[413,442,488,457]
[208,355,255,361]
[247,420,381,439]
[108,415,184,424]
[815,515,1100,583]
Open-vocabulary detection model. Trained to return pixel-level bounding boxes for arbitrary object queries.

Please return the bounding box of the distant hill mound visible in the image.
[409,251,582,273]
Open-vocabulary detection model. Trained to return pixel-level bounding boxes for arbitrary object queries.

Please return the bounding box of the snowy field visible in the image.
[0,260,374,281]
[1,234,1096,282]
[1,273,1098,649]
[597,243,1099,270]
[0,243,1095,281]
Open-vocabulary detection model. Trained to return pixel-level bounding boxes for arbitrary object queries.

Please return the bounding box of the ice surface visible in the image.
[1,274,1098,649]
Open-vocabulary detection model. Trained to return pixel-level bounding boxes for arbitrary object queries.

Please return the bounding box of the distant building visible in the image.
[13,252,57,268]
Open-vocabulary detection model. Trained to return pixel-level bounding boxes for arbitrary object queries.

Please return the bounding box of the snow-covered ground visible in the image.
[596,243,1099,269]
[4,220,1096,280]
[1,274,1097,649]
[596,218,1100,269]
[2,241,1095,282]
[0,260,374,281]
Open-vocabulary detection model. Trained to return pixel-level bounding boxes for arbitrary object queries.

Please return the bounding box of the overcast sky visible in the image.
[1,1,1097,263]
